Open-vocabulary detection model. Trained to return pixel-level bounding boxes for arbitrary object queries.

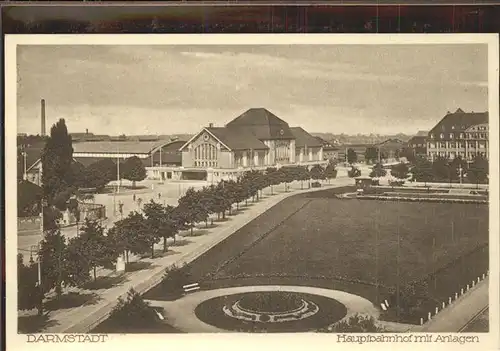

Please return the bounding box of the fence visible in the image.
[410,182,488,190]
[419,270,489,326]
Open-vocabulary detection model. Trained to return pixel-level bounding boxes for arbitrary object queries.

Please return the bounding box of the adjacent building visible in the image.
[177,108,326,182]
[315,136,340,161]
[24,139,185,186]
[375,138,407,161]
[407,131,428,158]
[426,108,489,162]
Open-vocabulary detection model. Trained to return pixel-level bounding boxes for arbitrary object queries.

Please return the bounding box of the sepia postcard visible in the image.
[5,34,499,351]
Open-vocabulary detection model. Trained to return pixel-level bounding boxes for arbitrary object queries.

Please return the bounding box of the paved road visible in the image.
[147,285,379,333]
[17,179,207,262]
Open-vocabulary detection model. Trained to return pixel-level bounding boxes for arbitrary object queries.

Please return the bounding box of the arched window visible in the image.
[194,143,218,167]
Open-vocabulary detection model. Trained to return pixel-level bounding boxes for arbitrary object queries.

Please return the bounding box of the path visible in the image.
[146,285,379,333]
[17,180,207,262]
[38,177,353,333]
[411,277,489,332]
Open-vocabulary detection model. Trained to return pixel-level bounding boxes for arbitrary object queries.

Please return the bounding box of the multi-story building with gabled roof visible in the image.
[426,108,489,163]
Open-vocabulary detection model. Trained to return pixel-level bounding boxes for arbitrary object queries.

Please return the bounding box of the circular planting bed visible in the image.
[238,291,303,313]
[195,291,347,332]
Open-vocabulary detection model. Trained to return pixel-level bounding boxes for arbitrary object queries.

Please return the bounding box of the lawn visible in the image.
[145,187,489,325]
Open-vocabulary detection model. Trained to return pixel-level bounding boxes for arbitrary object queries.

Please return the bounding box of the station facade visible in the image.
[165,108,327,183]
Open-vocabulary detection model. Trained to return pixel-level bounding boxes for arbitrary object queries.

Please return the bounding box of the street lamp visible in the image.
[22,151,27,180]
[458,165,464,185]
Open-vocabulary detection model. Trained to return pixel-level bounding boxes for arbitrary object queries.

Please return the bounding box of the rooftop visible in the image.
[430,108,489,136]
[226,108,295,140]
[72,140,176,155]
[290,127,323,148]
[206,127,269,151]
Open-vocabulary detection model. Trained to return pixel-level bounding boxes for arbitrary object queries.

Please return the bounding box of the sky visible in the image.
[16,44,488,136]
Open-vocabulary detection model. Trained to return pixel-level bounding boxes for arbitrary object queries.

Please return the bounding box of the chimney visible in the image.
[86,128,89,135]
[209,123,214,128]
[41,99,46,136]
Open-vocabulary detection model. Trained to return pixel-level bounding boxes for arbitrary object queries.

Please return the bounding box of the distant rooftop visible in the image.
[73,140,178,155]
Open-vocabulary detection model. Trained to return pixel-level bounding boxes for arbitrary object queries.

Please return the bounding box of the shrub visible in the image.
[311,181,322,188]
[161,264,191,293]
[327,314,385,333]
[109,289,158,328]
[371,179,380,186]
[389,180,405,187]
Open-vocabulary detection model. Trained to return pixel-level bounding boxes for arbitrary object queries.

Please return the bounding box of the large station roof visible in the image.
[206,127,269,151]
[226,108,295,140]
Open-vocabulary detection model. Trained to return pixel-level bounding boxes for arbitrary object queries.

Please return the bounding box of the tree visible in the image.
[38,229,67,298]
[449,156,468,183]
[231,180,247,211]
[41,119,74,211]
[369,163,387,179]
[391,162,409,181]
[431,156,450,182]
[467,155,489,188]
[109,212,149,264]
[18,254,42,315]
[109,288,158,329]
[347,148,358,164]
[295,166,310,189]
[17,180,43,217]
[399,147,416,164]
[70,161,87,189]
[280,167,296,192]
[327,314,385,333]
[388,280,431,318]
[64,237,91,286]
[309,164,325,182]
[143,200,175,257]
[364,147,379,164]
[178,188,209,234]
[68,218,118,281]
[265,167,281,195]
[410,157,433,186]
[161,264,191,295]
[83,159,117,192]
[122,156,146,188]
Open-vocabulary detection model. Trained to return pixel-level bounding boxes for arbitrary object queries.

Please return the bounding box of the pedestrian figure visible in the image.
[118,201,124,217]
[133,194,136,202]
[158,192,161,200]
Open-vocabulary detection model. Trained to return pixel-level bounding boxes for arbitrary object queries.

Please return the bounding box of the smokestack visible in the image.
[41,99,46,136]
[86,128,89,135]
[209,123,214,128]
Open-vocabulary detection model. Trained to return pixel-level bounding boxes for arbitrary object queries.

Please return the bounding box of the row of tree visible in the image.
[18,161,339,315]
[71,156,147,192]
[346,146,400,165]
[366,154,489,187]
[40,119,148,211]
[18,118,148,220]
